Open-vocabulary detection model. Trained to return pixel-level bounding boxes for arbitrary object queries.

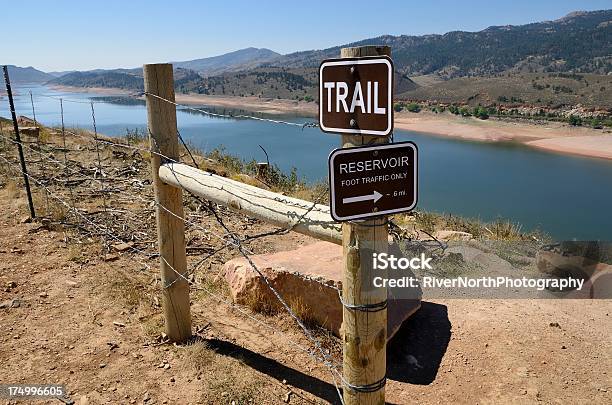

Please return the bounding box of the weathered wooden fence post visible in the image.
[340,46,390,405]
[143,63,192,342]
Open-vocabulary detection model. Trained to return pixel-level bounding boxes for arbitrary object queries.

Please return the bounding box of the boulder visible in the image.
[17,116,35,125]
[222,241,421,340]
[18,126,40,138]
[434,230,473,241]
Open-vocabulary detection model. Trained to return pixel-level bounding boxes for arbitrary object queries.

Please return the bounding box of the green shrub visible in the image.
[406,103,421,113]
[568,115,582,126]
[473,106,489,120]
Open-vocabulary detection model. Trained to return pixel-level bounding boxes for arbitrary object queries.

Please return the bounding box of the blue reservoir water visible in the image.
[2,84,611,240]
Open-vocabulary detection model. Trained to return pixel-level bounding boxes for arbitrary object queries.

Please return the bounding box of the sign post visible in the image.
[333,45,392,405]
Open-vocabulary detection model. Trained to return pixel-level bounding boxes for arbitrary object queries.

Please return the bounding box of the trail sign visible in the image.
[319,56,393,136]
[328,142,417,221]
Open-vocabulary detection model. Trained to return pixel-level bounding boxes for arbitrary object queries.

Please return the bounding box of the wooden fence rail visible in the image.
[159,162,342,244]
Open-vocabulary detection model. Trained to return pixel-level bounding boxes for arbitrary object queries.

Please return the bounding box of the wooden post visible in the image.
[340,46,390,405]
[144,63,192,342]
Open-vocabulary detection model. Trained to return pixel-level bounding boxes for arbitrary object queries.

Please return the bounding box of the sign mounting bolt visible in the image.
[350,119,356,127]
[350,66,355,74]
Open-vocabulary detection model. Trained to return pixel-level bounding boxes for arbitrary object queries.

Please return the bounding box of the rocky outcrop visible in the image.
[222,241,421,339]
[434,230,473,241]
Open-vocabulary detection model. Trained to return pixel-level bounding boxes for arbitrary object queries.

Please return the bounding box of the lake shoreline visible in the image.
[49,85,612,161]
[394,112,612,161]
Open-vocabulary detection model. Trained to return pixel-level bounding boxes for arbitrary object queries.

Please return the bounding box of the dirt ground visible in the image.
[0,126,610,404]
[1,186,611,405]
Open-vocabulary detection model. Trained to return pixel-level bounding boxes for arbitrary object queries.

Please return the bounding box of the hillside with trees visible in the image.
[399,72,612,109]
[49,71,145,91]
[266,10,612,78]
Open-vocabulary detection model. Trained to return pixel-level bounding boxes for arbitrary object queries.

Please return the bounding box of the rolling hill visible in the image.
[1,65,54,83]
[173,47,280,77]
[49,70,145,91]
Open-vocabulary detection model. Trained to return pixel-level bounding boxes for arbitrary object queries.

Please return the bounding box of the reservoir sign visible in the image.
[319,56,393,136]
[328,142,418,221]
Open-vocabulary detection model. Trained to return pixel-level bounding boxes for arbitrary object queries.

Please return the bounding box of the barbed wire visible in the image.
[30,91,319,129]
[34,93,140,105]
[2,91,349,402]
[59,127,333,215]
[143,92,319,129]
[0,149,344,404]
[0,128,346,301]
[59,98,79,223]
[0,125,345,375]
[146,138,345,377]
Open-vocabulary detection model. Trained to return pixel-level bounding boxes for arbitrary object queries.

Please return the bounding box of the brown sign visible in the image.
[319,56,393,136]
[328,142,417,221]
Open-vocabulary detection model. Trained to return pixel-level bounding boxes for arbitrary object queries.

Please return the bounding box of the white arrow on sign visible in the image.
[342,191,383,204]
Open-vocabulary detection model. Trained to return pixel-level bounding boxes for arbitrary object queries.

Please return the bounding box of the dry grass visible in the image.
[243,289,278,316]
[106,270,149,310]
[181,340,215,373]
[32,192,67,222]
[203,356,267,404]
[141,314,165,339]
[397,210,547,241]
[5,180,20,199]
[67,244,88,264]
[288,295,320,329]
[181,340,269,403]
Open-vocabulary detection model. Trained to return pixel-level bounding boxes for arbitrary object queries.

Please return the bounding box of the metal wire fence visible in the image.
[0,95,346,403]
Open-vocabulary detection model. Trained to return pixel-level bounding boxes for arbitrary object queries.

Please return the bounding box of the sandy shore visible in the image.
[527,135,612,160]
[47,86,612,160]
[174,93,317,115]
[49,85,134,96]
[395,112,612,160]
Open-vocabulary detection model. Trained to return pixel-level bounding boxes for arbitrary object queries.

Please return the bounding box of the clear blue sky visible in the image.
[2,0,609,71]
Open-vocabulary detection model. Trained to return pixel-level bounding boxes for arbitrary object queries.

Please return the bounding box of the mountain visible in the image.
[264,10,612,78]
[173,48,280,76]
[35,10,612,109]
[49,70,145,91]
[47,70,77,78]
[48,67,203,92]
[2,65,54,83]
[45,47,280,87]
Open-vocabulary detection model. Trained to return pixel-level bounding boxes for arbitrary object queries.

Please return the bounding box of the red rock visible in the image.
[222,241,420,340]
